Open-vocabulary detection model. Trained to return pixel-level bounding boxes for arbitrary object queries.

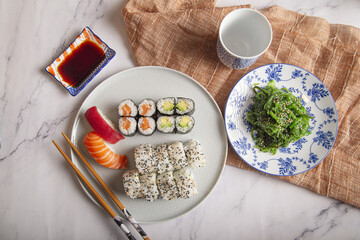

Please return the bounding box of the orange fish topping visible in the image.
[121,118,131,130]
[121,104,132,116]
[141,117,150,130]
[141,103,151,115]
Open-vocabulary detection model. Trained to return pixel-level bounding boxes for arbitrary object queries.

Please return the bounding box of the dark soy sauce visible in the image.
[58,40,105,87]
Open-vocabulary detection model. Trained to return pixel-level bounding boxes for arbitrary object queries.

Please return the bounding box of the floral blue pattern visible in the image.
[313,130,335,149]
[306,83,329,102]
[216,39,259,69]
[227,120,236,131]
[257,161,268,170]
[233,137,252,156]
[229,89,247,113]
[308,153,319,164]
[225,64,338,176]
[291,69,303,79]
[278,158,297,175]
[323,107,335,119]
[265,64,283,82]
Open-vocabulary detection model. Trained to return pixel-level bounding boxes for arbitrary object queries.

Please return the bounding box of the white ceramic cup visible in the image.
[217,8,273,69]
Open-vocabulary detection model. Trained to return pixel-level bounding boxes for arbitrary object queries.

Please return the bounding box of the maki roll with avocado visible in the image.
[138,99,156,117]
[118,99,138,117]
[157,116,175,133]
[138,117,156,136]
[176,98,195,115]
[175,115,195,133]
[157,97,176,115]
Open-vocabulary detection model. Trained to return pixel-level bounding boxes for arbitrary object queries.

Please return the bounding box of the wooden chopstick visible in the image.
[61,132,151,240]
[52,140,136,240]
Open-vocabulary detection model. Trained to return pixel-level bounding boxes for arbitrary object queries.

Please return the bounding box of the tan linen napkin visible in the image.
[122,0,360,208]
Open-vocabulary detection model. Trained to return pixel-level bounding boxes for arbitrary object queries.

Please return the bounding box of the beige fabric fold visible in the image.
[122,0,360,208]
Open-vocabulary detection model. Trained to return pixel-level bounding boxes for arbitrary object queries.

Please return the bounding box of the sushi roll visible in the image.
[134,144,157,174]
[139,172,159,202]
[168,141,188,170]
[175,115,195,134]
[118,99,138,117]
[157,171,179,200]
[123,170,143,199]
[174,168,198,199]
[176,98,195,115]
[119,117,137,136]
[184,139,207,168]
[138,117,156,136]
[156,116,175,133]
[138,99,156,117]
[156,144,174,174]
[157,97,176,115]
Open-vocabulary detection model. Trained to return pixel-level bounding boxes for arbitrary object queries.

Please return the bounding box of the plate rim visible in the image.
[224,63,339,176]
[70,65,228,223]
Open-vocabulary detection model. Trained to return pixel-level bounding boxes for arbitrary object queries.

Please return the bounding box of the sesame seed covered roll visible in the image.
[139,172,159,202]
[174,168,198,199]
[123,170,143,199]
[167,141,188,170]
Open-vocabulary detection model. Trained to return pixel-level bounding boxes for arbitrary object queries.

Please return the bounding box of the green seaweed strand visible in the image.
[247,80,312,154]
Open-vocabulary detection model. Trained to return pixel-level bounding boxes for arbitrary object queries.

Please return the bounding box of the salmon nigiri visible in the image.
[83,131,128,169]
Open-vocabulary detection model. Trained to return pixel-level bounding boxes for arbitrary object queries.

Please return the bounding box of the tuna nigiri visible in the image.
[85,106,124,144]
[83,131,128,169]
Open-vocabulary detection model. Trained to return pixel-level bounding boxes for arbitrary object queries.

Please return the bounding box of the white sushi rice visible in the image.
[156,144,174,174]
[183,139,207,168]
[174,168,198,199]
[118,99,138,117]
[157,171,179,200]
[138,117,156,135]
[118,117,137,136]
[96,108,118,131]
[156,116,175,133]
[176,97,195,115]
[175,115,195,133]
[139,172,159,202]
[134,144,157,174]
[167,141,188,170]
[156,97,176,115]
[138,99,156,116]
[123,170,143,199]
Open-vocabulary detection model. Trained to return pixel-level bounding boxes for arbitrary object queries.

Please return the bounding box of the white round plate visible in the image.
[225,64,338,176]
[71,66,227,223]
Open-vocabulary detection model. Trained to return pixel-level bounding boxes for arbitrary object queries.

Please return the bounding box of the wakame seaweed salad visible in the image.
[247,80,313,154]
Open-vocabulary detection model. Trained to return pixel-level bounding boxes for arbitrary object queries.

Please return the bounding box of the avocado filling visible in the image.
[176,100,189,112]
[160,117,173,128]
[162,101,174,111]
[179,116,191,128]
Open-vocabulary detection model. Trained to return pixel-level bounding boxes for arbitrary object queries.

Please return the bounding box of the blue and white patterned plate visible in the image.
[225,64,338,176]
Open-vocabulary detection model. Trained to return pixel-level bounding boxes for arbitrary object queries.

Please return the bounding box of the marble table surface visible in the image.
[1,0,359,239]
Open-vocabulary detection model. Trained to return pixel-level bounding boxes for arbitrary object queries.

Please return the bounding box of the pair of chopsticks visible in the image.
[53,132,150,240]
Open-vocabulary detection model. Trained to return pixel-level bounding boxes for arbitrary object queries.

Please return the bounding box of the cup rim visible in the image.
[218,8,273,59]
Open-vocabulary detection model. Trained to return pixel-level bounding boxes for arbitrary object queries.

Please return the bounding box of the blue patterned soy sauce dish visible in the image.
[217,8,272,69]
[224,64,338,176]
[46,27,115,96]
